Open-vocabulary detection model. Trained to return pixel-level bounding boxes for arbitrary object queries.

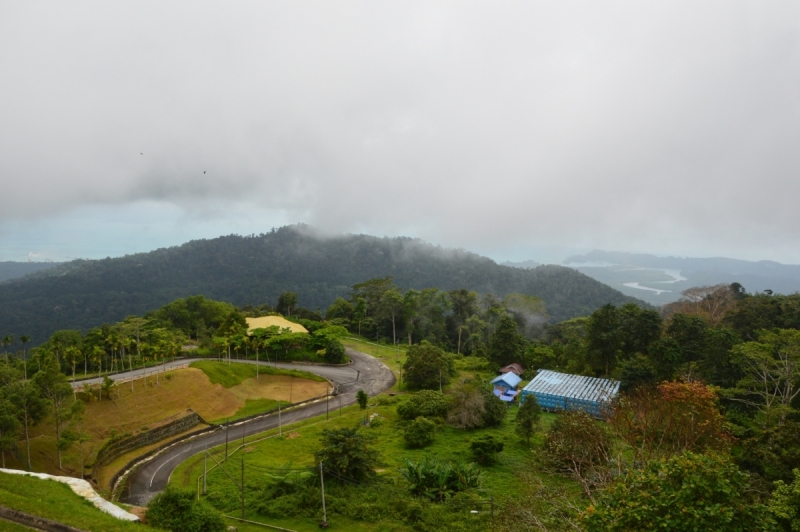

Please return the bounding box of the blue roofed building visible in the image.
[520,369,619,418]
[490,372,522,402]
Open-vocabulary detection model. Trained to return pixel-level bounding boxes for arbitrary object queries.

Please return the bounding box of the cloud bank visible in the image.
[1,1,799,262]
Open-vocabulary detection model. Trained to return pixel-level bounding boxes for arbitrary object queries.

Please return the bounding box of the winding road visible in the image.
[80,349,395,506]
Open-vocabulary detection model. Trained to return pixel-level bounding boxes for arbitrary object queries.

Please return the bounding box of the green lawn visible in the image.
[230,398,291,421]
[171,396,571,532]
[0,472,159,531]
[189,360,327,388]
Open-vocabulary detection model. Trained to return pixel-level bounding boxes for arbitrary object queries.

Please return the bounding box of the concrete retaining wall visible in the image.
[92,410,202,481]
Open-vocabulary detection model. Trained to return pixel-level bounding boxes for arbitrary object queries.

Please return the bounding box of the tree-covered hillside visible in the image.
[0,225,646,343]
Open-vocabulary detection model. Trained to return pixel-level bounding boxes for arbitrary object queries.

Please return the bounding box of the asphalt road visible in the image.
[116,348,395,506]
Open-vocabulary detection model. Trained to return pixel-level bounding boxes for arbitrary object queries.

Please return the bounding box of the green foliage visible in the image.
[397,390,451,420]
[326,297,354,321]
[404,416,436,448]
[480,388,507,427]
[190,360,325,388]
[276,291,298,317]
[149,295,236,343]
[515,395,542,444]
[488,314,525,367]
[618,353,658,392]
[398,457,482,500]
[324,339,346,364]
[0,226,645,344]
[586,304,622,376]
[544,410,612,489]
[770,468,800,531]
[356,389,368,409]
[403,341,455,390]
[147,488,226,532]
[315,427,379,482]
[0,472,150,531]
[470,435,504,465]
[583,452,776,532]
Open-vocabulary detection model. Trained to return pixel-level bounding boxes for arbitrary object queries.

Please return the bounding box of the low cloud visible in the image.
[1,2,799,262]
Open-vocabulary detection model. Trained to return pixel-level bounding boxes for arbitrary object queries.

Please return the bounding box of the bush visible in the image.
[397,390,451,420]
[357,389,368,409]
[315,427,379,481]
[480,389,507,427]
[404,416,436,448]
[147,488,226,532]
[399,457,482,500]
[324,340,346,364]
[470,435,504,465]
[516,395,542,444]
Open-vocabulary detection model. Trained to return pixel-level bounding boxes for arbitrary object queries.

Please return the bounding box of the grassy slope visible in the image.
[9,363,328,482]
[189,360,327,387]
[0,472,160,531]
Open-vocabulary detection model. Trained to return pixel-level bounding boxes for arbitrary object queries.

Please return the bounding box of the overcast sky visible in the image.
[1,1,799,264]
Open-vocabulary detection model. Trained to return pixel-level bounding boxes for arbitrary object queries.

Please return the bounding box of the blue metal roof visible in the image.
[522,370,619,404]
[490,372,522,388]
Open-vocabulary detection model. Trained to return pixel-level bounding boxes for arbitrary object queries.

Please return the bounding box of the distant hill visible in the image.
[0,225,647,343]
[0,261,59,283]
[564,250,800,306]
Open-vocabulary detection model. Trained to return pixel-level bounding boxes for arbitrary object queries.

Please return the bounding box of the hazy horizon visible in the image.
[2,2,799,265]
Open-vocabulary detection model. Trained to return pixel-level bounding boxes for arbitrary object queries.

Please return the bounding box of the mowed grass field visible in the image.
[0,472,161,531]
[5,362,330,484]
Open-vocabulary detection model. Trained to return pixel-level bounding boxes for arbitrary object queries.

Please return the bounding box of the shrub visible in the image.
[470,435,504,465]
[315,427,379,481]
[357,389,368,409]
[324,340,346,364]
[448,383,485,429]
[404,416,436,448]
[545,410,614,495]
[516,394,542,444]
[147,488,226,532]
[397,390,451,420]
[399,457,482,500]
[480,388,507,427]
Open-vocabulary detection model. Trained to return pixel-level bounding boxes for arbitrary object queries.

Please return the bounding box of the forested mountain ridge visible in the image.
[0,225,647,343]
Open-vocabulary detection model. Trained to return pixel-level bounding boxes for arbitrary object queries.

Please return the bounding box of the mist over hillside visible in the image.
[0,225,646,343]
[0,261,60,283]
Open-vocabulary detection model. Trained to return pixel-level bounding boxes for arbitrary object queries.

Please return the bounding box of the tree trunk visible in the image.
[457,327,462,355]
[391,311,396,347]
[24,413,31,470]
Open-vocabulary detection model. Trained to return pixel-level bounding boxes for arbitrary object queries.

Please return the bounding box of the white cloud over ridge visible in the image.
[1,1,799,262]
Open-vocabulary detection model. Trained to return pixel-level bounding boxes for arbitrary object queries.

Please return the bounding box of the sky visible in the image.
[1,1,799,265]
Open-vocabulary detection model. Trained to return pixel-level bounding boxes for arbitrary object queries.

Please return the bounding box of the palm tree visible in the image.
[19,335,30,379]
[65,346,81,399]
[2,335,14,366]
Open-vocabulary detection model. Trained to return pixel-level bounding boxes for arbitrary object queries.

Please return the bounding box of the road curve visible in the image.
[117,348,395,506]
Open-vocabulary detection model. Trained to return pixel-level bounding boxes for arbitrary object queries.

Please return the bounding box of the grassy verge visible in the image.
[0,472,159,531]
[190,360,327,387]
[342,336,408,392]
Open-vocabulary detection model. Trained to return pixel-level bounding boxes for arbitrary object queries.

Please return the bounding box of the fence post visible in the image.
[203,447,207,494]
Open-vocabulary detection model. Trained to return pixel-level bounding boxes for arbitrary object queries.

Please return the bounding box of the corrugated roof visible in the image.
[246,316,309,334]
[490,372,522,388]
[522,370,619,403]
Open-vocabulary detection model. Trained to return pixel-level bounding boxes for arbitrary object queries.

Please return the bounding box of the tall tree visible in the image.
[276,292,298,317]
[488,314,525,368]
[380,289,404,346]
[34,354,75,470]
[449,289,478,354]
[7,380,47,470]
[19,335,30,379]
[586,304,622,376]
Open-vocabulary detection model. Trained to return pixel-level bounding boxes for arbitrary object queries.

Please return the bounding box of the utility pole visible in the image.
[242,420,246,448]
[326,390,329,420]
[225,418,229,462]
[339,395,342,417]
[241,460,245,519]
[278,402,282,436]
[203,447,207,494]
[290,376,293,403]
[319,461,328,527]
